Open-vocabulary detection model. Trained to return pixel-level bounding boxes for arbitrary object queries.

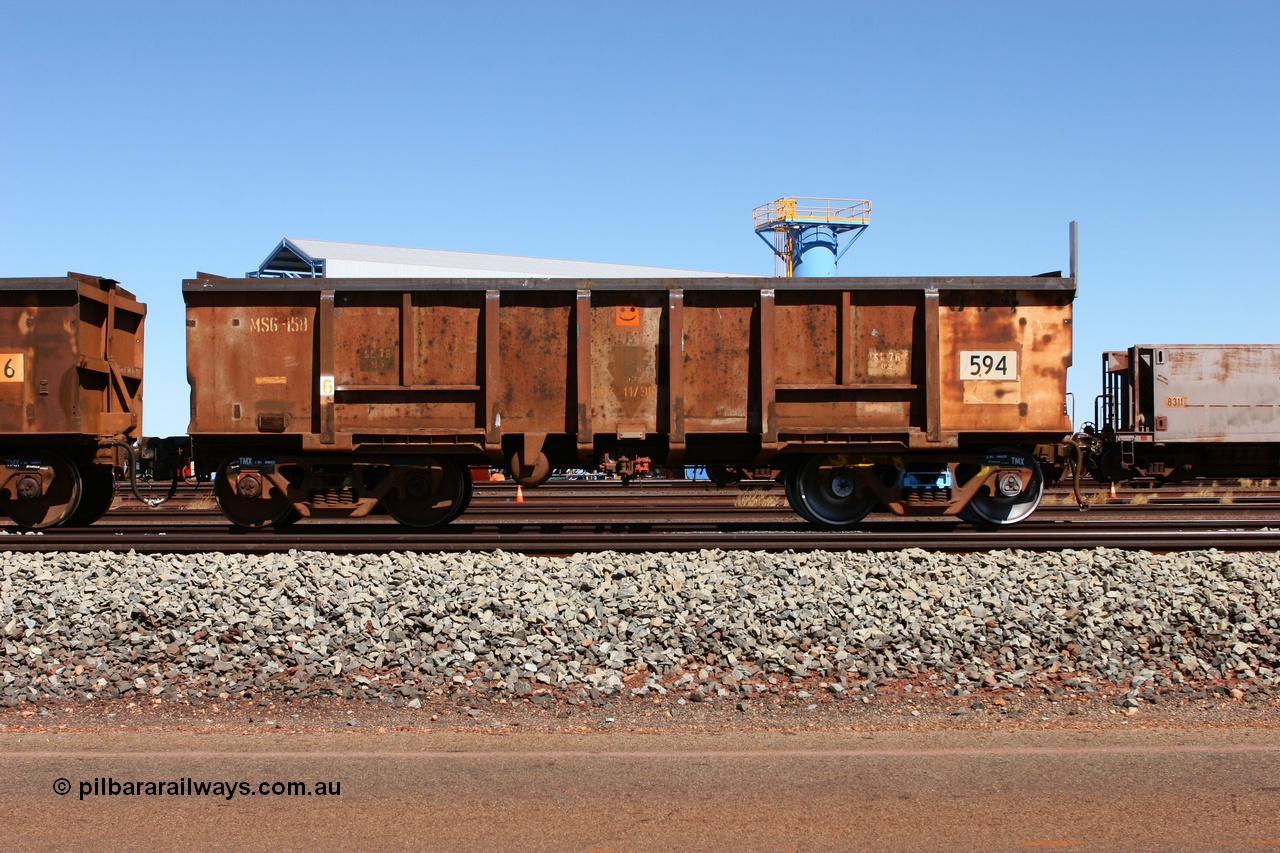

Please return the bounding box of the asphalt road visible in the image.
[4,728,1280,851]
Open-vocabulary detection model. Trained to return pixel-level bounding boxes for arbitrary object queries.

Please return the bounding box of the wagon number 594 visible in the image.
[960,350,1017,380]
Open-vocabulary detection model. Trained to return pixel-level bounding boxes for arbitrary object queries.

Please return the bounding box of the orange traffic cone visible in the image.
[1109,482,1117,499]
[516,484,524,503]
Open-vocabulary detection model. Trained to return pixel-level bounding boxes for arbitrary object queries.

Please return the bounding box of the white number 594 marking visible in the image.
[960,350,1017,380]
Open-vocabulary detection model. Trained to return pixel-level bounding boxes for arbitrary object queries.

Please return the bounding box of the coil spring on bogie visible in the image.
[310,487,356,506]
[904,487,952,504]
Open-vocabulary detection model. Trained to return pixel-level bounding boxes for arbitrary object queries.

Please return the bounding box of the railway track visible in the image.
[3,527,1278,555]
[4,517,1278,555]
[4,479,1279,554]
[109,478,1280,515]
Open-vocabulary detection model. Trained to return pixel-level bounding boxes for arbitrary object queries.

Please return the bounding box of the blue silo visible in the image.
[753,198,871,277]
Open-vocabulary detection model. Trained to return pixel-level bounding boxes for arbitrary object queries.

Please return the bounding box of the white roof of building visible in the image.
[257,238,751,278]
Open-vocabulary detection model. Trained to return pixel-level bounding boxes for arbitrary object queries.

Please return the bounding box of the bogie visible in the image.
[209,454,474,529]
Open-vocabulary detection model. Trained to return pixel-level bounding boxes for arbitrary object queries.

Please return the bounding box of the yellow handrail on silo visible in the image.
[753,197,871,229]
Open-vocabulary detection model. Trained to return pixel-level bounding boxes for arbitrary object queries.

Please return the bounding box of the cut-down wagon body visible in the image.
[0,274,145,528]
[185,268,1075,528]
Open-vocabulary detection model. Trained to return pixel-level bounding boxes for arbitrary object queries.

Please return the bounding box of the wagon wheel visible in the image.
[1091,448,1127,484]
[66,466,117,527]
[1,450,83,530]
[214,460,295,528]
[784,456,876,527]
[958,449,1045,525]
[383,460,473,527]
[1166,451,1200,483]
[274,507,303,527]
[507,448,552,487]
[706,465,745,488]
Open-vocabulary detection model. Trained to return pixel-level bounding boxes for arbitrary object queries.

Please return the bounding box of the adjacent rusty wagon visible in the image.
[1085,344,1280,482]
[185,241,1076,527]
[0,274,145,528]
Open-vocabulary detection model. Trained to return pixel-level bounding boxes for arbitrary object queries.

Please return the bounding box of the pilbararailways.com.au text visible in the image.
[56,777,342,801]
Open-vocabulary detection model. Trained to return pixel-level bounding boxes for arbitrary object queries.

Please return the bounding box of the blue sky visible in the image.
[3,2,1277,439]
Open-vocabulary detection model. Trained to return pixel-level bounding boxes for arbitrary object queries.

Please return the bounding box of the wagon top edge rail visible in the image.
[182,273,1077,294]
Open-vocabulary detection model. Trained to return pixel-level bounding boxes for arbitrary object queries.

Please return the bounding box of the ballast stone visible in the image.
[1,547,1279,704]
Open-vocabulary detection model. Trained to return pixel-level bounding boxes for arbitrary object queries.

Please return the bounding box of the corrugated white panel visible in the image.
[286,238,749,279]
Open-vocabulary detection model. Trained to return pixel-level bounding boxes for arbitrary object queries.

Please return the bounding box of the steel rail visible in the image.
[4,519,1279,555]
[109,480,1280,519]
[103,495,1280,524]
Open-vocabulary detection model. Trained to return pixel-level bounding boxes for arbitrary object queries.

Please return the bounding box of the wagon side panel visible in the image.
[330,289,485,433]
[76,278,146,441]
[186,286,316,437]
[496,290,575,438]
[937,289,1073,437]
[1150,344,1280,442]
[773,288,921,435]
[589,290,665,438]
[0,280,80,437]
[681,289,754,433]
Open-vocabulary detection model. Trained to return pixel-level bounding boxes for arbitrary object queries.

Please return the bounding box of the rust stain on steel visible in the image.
[185,290,314,436]
[184,271,1076,466]
[0,293,61,434]
[334,292,400,388]
[773,292,837,386]
[497,292,573,433]
[852,293,917,385]
[590,291,663,436]
[331,290,484,432]
[1167,347,1204,378]
[1143,344,1280,443]
[772,288,920,433]
[682,290,753,430]
[411,292,482,388]
[938,291,1072,436]
[400,292,486,430]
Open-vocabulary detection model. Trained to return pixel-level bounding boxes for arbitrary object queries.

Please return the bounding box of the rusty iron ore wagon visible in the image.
[1085,344,1280,482]
[0,274,145,528]
[185,245,1077,528]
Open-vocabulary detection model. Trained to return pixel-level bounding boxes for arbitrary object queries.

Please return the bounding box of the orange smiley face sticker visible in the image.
[615,305,640,327]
